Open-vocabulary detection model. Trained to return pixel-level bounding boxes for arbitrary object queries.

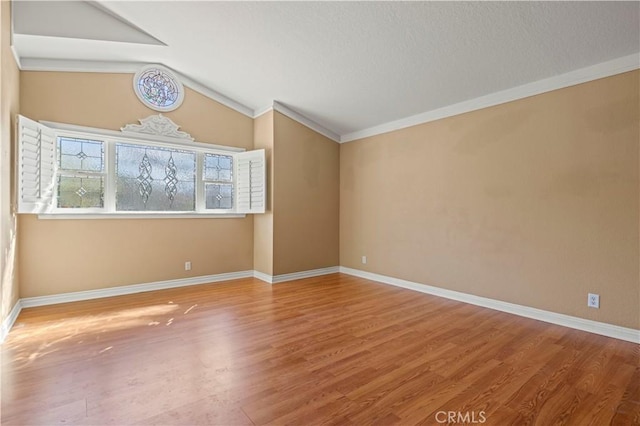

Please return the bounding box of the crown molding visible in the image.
[16,53,639,145]
[18,59,340,142]
[19,57,142,73]
[272,101,340,143]
[253,104,274,119]
[179,71,254,117]
[252,101,341,143]
[10,45,21,69]
[340,53,640,143]
[18,58,255,118]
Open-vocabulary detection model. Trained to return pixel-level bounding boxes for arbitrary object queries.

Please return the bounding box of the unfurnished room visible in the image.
[0,1,639,425]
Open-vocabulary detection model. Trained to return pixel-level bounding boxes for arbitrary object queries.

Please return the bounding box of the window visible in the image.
[203,154,234,209]
[115,143,196,212]
[56,137,105,209]
[16,115,266,217]
[133,65,184,112]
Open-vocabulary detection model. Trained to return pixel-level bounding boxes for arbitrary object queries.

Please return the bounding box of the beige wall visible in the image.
[1,0,20,323]
[18,71,254,297]
[10,42,637,332]
[253,111,274,276]
[252,110,340,277]
[273,112,340,275]
[16,73,341,295]
[19,72,254,149]
[341,71,640,329]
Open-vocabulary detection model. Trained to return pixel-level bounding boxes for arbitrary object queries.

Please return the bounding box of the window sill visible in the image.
[37,213,247,220]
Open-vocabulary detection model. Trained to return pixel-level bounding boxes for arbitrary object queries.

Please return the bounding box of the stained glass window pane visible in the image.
[204,154,233,182]
[205,183,233,210]
[57,176,104,208]
[57,137,104,172]
[136,68,181,109]
[115,143,196,211]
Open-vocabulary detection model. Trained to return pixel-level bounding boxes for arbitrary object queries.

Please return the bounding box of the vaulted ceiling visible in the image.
[11,1,640,142]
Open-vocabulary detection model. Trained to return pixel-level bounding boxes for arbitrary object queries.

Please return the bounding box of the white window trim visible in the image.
[41,120,245,153]
[17,115,266,219]
[38,213,246,220]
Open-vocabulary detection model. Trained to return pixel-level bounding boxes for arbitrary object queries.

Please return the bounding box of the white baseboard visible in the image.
[253,270,273,283]
[2,271,252,343]
[272,266,340,284]
[253,266,340,284]
[339,267,639,344]
[5,266,636,345]
[1,300,23,344]
[1,267,341,342]
[20,270,254,309]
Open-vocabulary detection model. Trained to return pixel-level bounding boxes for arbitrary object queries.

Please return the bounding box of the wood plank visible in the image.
[2,274,638,425]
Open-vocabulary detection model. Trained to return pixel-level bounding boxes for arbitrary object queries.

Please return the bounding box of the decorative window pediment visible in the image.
[121,114,194,141]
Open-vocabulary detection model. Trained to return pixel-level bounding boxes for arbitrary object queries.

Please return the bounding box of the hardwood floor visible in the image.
[1,273,638,425]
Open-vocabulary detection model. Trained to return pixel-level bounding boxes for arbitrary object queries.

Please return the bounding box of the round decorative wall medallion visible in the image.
[133,65,185,112]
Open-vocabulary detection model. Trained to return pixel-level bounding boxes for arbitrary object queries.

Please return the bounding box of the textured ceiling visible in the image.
[12,1,640,139]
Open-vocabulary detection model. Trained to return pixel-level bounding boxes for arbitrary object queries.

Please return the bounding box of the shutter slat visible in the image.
[20,180,39,188]
[20,126,39,139]
[21,152,41,163]
[20,140,40,151]
[21,156,40,168]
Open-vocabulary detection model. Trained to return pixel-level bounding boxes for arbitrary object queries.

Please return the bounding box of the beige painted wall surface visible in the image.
[20,72,254,150]
[253,111,274,276]
[341,71,640,329]
[1,0,20,322]
[19,71,254,297]
[273,112,339,275]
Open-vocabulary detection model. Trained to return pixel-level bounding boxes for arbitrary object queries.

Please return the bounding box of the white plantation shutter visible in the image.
[17,115,56,214]
[235,149,266,214]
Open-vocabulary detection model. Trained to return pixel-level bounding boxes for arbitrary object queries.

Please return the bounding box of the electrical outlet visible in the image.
[185,261,191,271]
[588,293,599,309]
[362,256,367,264]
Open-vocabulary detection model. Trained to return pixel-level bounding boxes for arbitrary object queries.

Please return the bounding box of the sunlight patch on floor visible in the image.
[4,303,180,367]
